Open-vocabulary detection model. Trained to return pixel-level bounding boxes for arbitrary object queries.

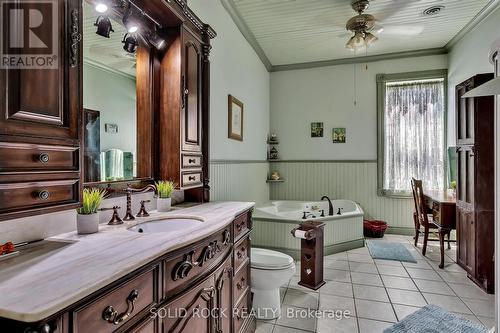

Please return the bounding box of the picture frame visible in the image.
[332,128,346,143]
[105,123,118,134]
[311,122,324,137]
[228,94,244,141]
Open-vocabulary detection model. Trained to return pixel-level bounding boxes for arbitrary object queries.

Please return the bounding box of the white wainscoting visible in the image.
[209,161,270,204]
[269,162,414,231]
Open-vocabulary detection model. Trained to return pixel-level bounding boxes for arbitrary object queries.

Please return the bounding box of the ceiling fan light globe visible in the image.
[364,32,378,45]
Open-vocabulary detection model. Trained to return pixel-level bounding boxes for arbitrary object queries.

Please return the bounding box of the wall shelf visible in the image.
[266,179,285,183]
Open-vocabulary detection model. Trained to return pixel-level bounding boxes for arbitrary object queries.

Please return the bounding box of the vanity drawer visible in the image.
[181,171,202,188]
[73,267,156,333]
[233,261,249,304]
[163,226,231,299]
[233,211,251,241]
[0,142,79,172]
[233,291,250,333]
[0,178,79,214]
[181,154,202,169]
[234,236,250,273]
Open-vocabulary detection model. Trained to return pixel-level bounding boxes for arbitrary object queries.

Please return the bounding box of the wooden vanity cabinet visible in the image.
[0,209,255,333]
[0,0,82,221]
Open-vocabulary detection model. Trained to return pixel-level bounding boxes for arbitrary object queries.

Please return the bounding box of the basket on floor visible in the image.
[363,219,388,238]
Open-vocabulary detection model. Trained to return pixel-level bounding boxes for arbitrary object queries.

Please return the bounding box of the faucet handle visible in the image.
[320,209,325,217]
[100,206,123,225]
[137,200,151,217]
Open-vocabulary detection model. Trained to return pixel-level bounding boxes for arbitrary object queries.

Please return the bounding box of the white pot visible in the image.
[76,213,100,235]
[157,197,172,212]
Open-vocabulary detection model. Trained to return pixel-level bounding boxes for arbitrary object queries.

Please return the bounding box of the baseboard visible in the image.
[386,227,415,236]
[256,239,365,260]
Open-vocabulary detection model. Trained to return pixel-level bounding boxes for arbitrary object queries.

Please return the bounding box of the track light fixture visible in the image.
[122,33,138,53]
[145,28,166,50]
[94,15,114,38]
[122,5,140,34]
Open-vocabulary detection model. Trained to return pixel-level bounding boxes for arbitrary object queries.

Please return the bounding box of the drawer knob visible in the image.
[188,158,196,164]
[188,176,196,181]
[38,190,50,200]
[236,221,245,232]
[38,152,50,163]
[102,289,139,325]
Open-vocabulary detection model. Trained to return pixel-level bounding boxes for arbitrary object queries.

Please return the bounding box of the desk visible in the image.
[424,190,457,230]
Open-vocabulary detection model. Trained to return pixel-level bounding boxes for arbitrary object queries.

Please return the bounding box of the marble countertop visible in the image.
[0,201,254,323]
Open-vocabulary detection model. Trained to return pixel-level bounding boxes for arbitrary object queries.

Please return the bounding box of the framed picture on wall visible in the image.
[311,122,324,137]
[228,94,244,141]
[332,128,346,143]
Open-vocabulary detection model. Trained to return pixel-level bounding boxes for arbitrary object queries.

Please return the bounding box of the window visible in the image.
[377,70,447,196]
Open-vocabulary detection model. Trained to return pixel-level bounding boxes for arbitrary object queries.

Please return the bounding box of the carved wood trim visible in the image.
[168,287,215,333]
[70,9,80,68]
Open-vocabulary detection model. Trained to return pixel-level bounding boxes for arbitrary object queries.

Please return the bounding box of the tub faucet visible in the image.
[321,196,334,216]
[302,211,316,219]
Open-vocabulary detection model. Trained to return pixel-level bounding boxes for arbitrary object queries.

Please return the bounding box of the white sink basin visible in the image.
[128,218,203,234]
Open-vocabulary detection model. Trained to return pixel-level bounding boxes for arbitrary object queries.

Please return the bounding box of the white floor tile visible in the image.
[405,267,442,281]
[381,275,418,291]
[355,299,397,322]
[282,289,319,310]
[374,259,402,267]
[386,288,427,307]
[319,294,356,316]
[377,264,409,277]
[448,283,495,301]
[275,305,317,332]
[255,321,274,333]
[350,272,383,287]
[324,269,351,283]
[413,279,453,295]
[461,298,496,318]
[422,293,472,314]
[358,318,394,333]
[349,262,378,274]
[348,253,375,263]
[319,281,353,298]
[353,284,389,302]
[392,304,422,321]
[402,259,433,270]
[316,316,358,333]
[324,260,350,271]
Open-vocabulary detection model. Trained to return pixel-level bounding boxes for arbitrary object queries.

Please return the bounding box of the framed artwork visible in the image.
[228,95,244,141]
[332,128,346,143]
[311,122,324,137]
[105,123,118,134]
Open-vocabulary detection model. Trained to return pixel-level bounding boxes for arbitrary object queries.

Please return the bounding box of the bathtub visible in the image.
[252,200,364,259]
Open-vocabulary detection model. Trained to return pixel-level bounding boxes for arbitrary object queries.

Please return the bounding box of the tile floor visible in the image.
[256,234,496,333]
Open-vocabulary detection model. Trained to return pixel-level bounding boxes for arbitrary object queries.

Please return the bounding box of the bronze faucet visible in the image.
[123,184,157,221]
[100,206,123,225]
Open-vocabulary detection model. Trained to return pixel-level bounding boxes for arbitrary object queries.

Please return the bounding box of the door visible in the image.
[456,81,475,145]
[181,28,202,153]
[0,0,81,143]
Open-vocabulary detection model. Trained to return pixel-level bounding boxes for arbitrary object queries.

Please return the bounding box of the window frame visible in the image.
[376,69,449,198]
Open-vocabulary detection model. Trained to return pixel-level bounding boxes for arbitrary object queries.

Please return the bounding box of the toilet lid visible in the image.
[251,248,294,270]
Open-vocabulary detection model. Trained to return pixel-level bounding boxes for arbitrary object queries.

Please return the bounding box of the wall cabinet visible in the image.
[0,0,82,221]
[0,210,255,333]
[455,74,495,293]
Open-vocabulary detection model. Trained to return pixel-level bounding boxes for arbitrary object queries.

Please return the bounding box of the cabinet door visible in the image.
[215,256,233,333]
[456,81,475,145]
[0,0,81,143]
[456,146,475,205]
[181,28,202,153]
[162,274,216,333]
[457,205,475,274]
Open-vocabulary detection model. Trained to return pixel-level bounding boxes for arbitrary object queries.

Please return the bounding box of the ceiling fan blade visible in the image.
[377,25,424,36]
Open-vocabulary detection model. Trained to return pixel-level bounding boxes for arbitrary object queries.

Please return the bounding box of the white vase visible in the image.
[157,197,172,212]
[76,212,100,235]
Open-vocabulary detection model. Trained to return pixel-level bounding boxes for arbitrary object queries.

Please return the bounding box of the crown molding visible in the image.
[271,48,448,72]
[83,58,136,81]
[220,0,272,71]
[446,0,500,50]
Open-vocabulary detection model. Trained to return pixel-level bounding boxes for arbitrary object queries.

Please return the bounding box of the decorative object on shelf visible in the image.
[228,95,244,141]
[76,188,107,234]
[270,171,281,180]
[105,123,118,133]
[268,146,280,160]
[311,122,324,137]
[156,180,175,212]
[268,133,279,144]
[332,128,347,143]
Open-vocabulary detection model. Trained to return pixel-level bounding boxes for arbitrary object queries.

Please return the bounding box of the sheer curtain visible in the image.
[383,79,445,193]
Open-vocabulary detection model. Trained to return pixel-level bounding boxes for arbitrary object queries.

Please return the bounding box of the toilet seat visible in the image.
[251,248,294,270]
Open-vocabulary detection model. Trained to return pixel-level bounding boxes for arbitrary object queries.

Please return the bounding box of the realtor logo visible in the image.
[0,0,58,69]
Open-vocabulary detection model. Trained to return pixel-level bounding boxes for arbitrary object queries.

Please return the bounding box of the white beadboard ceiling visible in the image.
[230,0,494,66]
[83,2,136,77]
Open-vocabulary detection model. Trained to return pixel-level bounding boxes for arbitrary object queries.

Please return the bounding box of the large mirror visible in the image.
[83,1,138,183]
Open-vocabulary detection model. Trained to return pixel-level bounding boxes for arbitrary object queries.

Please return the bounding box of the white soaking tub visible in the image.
[252,200,364,259]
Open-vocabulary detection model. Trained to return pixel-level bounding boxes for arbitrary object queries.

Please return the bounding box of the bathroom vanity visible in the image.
[0,203,255,333]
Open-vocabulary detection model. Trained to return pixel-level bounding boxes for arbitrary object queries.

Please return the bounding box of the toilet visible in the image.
[250,248,296,319]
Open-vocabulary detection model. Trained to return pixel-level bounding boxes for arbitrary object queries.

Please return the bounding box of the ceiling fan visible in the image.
[344,0,425,50]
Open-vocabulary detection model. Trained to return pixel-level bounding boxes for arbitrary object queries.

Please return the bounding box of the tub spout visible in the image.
[321,196,334,216]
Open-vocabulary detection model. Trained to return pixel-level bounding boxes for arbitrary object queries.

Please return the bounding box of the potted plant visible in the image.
[156,181,175,212]
[76,188,106,235]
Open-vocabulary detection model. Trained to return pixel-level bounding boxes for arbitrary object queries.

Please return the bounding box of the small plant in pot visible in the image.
[156,181,175,212]
[76,188,106,235]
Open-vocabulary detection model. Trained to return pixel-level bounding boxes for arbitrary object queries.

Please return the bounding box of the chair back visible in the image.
[411,178,430,228]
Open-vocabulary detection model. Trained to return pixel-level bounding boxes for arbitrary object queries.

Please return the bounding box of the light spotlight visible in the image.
[122,33,138,53]
[128,26,139,33]
[146,30,166,50]
[123,9,140,34]
[94,15,114,38]
[95,3,108,13]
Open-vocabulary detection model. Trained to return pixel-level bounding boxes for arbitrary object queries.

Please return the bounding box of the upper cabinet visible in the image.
[0,0,82,221]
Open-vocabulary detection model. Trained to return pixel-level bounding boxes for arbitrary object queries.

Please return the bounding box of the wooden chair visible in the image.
[411,178,452,268]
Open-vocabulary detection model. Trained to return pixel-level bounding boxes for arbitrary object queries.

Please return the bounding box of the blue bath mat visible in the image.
[366,240,417,263]
[384,304,489,333]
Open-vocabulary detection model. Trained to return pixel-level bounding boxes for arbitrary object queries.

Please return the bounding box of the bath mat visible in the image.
[366,240,417,263]
[384,304,488,333]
